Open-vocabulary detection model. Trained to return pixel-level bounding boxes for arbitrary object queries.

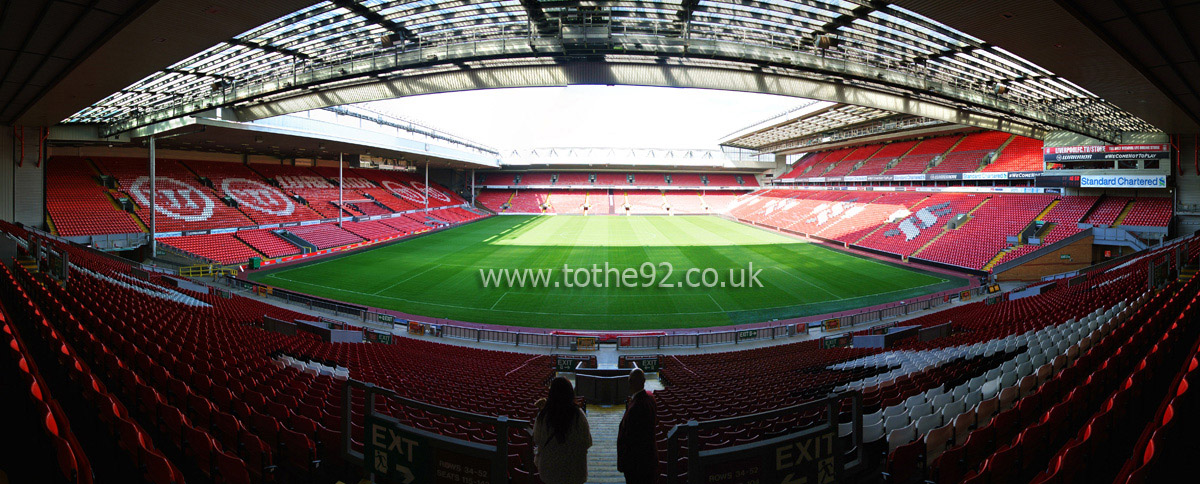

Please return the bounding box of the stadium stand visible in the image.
[917,195,1055,269]
[499,190,549,213]
[477,190,516,212]
[625,190,665,212]
[855,193,986,257]
[340,220,402,241]
[516,172,554,186]
[555,173,591,185]
[284,224,364,250]
[886,136,962,175]
[1120,198,1173,227]
[46,157,145,236]
[1085,197,1133,226]
[824,146,883,177]
[0,275,97,484]
[1,229,555,483]
[993,196,1098,266]
[183,160,323,225]
[244,164,350,219]
[551,191,589,214]
[158,233,263,265]
[653,249,1186,483]
[669,173,703,186]
[594,173,629,186]
[94,157,256,233]
[926,132,1011,174]
[850,141,917,176]
[236,229,303,258]
[632,173,666,186]
[665,190,706,212]
[983,135,1044,172]
[780,152,826,179]
[701,191,742,212]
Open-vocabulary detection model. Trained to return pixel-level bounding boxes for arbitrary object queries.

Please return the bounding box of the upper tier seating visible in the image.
[632,173,666,186]
[885,136,962,175]
[183,160,323,225]
[669,173,703,186]
[516,173,554,186]
[926,132,1011,174]
[555,173,591,185]
[851,141,917,176]
[781,152,827,179]
[95,157,255,232]
[983,135,1043,172]
[159,233,263,265]
[803,147,858,177]
[1120,198,1172,227]
[1085,197,1132,226]
[824,146,883,177]
[250,164,345,218]
[594,173,629,186]
[46,157,145,236]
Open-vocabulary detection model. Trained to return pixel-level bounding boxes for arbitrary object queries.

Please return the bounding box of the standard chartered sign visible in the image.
[1079,175,1167,188]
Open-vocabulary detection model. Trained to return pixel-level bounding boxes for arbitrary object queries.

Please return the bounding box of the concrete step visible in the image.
[586,406,627,484]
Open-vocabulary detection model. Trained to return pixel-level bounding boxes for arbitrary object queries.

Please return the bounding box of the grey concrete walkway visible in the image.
[227,277,979,357]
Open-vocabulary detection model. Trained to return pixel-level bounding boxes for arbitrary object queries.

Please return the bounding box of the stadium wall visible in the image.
[4,126,45,228]
[0,126,12,222]
[995,234,1094,281]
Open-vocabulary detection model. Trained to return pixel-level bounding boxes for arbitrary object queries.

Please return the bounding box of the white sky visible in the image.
[361,85,809,151]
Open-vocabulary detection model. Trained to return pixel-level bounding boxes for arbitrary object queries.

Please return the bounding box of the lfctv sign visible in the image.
[1079,174,1167,188]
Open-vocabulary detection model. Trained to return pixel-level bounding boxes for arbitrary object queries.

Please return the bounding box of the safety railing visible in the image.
[344,379,530,484]
[666,391,863,484]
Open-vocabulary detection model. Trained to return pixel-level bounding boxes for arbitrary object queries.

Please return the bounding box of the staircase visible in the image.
[585,406,625,484]
[17,257,38,274]
[982,250,1010,272]
[923,135,968,173]
[1112,200,1137,226]
[913,197,989,258]
[1181,263,1197,282]
[274,230,317,253]
[504,191,516,211]
[1035,199,1060,221]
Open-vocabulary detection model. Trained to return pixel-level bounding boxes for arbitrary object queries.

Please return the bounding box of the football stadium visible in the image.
[1,1,1198,484]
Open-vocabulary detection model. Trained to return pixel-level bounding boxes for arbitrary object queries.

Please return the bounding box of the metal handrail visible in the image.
[342,378,532,482]
[666,390,862,483]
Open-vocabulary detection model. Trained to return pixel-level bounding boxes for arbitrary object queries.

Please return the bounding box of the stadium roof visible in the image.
[54,0,1164,143]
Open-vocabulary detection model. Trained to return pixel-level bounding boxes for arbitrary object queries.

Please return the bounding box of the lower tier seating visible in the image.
[159,234,262,265]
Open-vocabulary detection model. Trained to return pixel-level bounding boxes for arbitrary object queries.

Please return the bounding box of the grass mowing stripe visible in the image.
[249,215,966,329]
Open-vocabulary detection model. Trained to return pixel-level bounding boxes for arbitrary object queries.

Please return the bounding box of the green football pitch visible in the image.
[249,216,966,329]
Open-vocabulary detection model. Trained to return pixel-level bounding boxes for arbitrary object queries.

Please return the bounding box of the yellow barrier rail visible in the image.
[179,264,237,278]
